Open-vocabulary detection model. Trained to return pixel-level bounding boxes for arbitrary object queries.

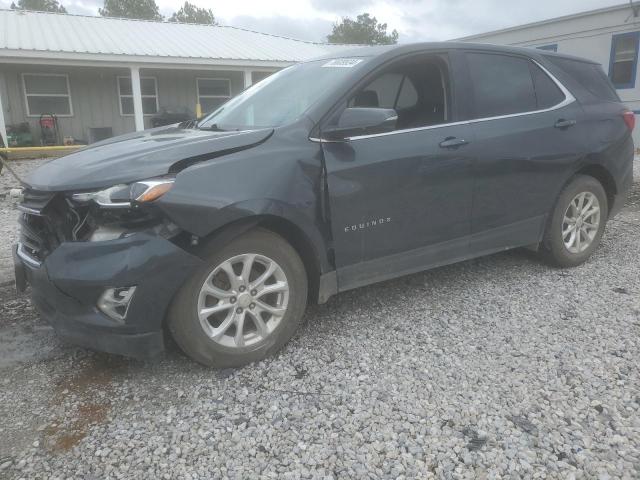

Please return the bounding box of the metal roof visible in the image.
[0,9,350,66]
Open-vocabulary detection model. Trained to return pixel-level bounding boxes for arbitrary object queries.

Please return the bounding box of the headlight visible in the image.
[71,177,175,207]
[131,179,175,203]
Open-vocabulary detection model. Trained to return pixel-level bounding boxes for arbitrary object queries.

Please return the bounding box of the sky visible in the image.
[0,0,628,43]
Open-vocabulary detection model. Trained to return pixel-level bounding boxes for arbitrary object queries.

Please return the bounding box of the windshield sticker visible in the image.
[322,58,363,68]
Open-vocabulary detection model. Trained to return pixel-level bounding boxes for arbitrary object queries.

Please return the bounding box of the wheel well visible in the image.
[255,216,322,304]
[197,215,324,304]
[574,164,617,212]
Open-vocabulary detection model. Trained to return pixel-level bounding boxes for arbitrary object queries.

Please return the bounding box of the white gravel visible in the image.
[0,158,638,479]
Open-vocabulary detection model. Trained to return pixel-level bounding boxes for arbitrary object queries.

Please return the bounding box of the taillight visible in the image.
[623,110,636,131]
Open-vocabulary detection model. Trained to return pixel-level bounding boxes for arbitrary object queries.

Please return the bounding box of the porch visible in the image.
[0,60,281,147]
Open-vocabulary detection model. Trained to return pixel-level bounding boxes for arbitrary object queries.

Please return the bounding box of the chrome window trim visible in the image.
[310,60,575,143]
[17,243,41,268]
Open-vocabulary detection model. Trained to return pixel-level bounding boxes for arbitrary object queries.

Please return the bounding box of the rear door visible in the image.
[321,52,476,290]
[463,51,586,252]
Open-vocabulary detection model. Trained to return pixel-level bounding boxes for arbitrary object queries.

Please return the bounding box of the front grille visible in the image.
[18,189,82,263]
[18,189,55,214]
[19,213,56,263]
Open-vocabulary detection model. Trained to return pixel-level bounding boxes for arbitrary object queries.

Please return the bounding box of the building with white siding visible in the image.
[0,9,348,147]
[458,2,640,145]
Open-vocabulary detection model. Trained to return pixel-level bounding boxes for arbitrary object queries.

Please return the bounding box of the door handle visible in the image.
[439,137,469,149]
[554,118,577,129]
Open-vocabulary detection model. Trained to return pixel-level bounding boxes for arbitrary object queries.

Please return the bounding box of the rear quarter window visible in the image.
[530,62,565,108]
[545,56,619,102]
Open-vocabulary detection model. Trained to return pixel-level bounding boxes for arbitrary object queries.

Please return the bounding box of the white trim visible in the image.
[21,73,73,117]
[117,75,159,117]
[129,67,145,132]
[0,50,294,69]
[313,60,575,142]
[243,69,252,89]
[196,77,231,110]
[0,72,6,147]
[455,3,633,41]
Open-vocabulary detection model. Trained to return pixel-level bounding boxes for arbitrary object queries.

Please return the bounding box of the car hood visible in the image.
[24,125,274,192]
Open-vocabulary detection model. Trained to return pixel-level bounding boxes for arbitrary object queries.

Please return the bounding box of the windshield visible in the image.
[197,58,365,130]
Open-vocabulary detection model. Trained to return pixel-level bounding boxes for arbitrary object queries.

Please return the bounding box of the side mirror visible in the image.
[323,107,397,140]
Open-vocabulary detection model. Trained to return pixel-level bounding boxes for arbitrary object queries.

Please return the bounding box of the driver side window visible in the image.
[348,73,418,110]
[347,54,450,131]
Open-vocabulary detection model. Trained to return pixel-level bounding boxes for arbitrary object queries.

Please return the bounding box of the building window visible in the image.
[22,73,73,117]
[117,76,158,116]
[536,44,558,52]
[609,32,640,89]
[197,78,231,113]
[251,71,275,85]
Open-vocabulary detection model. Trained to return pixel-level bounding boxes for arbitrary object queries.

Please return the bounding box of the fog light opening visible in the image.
[97,286,137,323]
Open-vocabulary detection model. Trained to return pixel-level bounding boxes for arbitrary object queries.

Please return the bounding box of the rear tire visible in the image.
[539,175,608,268]
[168,228,307,367]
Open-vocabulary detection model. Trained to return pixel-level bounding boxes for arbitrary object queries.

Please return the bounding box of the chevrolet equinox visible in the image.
[14,43,634,367]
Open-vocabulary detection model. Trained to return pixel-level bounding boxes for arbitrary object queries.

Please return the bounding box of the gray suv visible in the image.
[14,43,634,367]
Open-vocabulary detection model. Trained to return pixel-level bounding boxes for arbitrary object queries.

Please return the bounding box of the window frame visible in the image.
[196,77,231,112]
[22,73,73,117]
[609,31,640,89]
[117,76,159,117]
[323,52,454,138]
[314,51,574,142]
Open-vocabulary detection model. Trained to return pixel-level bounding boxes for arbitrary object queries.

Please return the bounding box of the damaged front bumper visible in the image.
[14,232,202,359]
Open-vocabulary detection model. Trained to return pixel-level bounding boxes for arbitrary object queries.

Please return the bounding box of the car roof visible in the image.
[311,41,599,66]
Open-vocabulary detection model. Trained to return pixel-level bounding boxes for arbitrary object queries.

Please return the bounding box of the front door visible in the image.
[321,53,476,290]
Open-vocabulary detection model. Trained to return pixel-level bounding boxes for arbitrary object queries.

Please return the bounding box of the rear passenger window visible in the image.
[467,53,537,118]
[530,63,565,108]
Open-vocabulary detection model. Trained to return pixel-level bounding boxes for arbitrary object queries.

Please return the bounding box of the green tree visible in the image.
[99,0,163,21]
[10,0,67,13]
[169,1,216,25]
[327,13,398,45]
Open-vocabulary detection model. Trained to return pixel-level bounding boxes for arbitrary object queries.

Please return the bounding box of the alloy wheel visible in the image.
[562,191,601,254]
[197,253,289,348]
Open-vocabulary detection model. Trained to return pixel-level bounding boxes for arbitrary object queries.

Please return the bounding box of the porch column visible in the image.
[243,69,252,89]
[0,75,6,147]
[130,66,145,132]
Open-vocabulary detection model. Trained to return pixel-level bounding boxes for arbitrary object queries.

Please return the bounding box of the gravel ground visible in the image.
[0,158,639,479]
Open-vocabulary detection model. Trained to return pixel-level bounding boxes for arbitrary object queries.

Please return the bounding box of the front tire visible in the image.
[540,175,608,268]
[168,228,308,367]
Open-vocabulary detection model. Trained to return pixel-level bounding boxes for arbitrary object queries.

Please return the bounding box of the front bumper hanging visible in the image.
[14,232,202,359]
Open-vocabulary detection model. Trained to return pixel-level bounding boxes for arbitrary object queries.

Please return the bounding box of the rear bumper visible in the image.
[16,232,202,359]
